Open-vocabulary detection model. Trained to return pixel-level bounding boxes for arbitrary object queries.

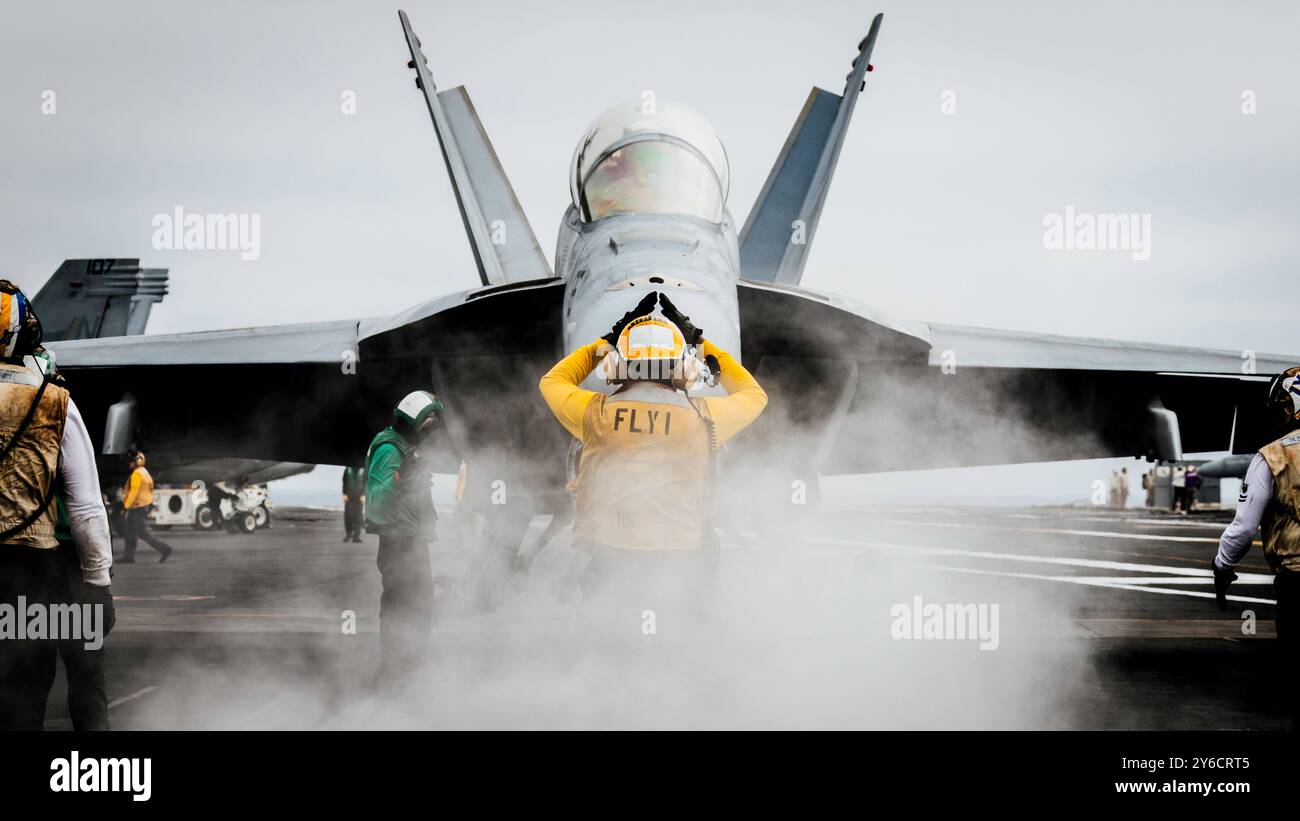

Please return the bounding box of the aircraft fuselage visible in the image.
[556,205,743,392]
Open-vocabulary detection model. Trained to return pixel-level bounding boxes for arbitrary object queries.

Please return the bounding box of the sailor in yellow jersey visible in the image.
[539,292,766,638]
[119,451,174,563]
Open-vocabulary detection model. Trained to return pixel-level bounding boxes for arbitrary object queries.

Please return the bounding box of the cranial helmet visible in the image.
[0,280,42,359]
[600,313,702,390]
[394,390,443,436]
[1265,366,1300,432]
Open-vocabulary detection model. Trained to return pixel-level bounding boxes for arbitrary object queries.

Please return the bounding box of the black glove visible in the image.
[84,583,116,636]
[601,291,660,346]
[658,293,703,345]
[1213,564,1237,612]
[703,354,720,386]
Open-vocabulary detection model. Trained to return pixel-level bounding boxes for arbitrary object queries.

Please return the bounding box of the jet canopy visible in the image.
[570,100,730,224]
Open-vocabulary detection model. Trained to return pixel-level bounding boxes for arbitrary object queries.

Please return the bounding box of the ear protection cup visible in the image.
[674,352,703,391]
[1266,371,1283,422]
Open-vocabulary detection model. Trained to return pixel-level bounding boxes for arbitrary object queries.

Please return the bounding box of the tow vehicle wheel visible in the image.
[253,504,270,529]
[233,511,257,535]
[194,504,219,531]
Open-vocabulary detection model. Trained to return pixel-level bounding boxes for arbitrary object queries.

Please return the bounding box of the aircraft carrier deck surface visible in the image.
[48,505,1287,730]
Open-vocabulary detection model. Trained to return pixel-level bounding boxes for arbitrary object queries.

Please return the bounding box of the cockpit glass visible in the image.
[581,141,724,224]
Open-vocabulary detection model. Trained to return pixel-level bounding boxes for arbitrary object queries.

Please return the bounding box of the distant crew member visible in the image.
[364,391,442,685]
[342,465,366,543]
[0,281,114,731]
[1213,366,1300,729]
[1170,463,1187,512]
[1118,467,1129,509]
[1183,465,1200,512]
[205,480,237,529]
[538,292,767,639]
[119,452,174,563]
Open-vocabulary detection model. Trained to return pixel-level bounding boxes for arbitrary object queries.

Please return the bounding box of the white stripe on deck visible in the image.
[809,536,1277,604]
[108,686,158,710]
[994,513,1233,530]
[1052,576,1270,585]
[905,562,1277,605]
[808,536,1231,576]
[870,518,1243,545]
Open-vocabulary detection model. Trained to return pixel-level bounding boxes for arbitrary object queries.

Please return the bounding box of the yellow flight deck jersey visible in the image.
[539,339,767,551]
[123,466,155,510]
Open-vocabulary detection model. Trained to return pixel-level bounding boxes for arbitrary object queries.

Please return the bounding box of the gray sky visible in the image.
[2,0,1297,505]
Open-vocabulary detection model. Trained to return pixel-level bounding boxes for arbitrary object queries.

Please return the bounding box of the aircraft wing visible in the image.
[923,323,1289,374]
[47,278,569,475]
[36,260,330,486]
[735,280,1291,475]
[48,269,1284,483]
[146,459,315,486]
[50,319,359,368]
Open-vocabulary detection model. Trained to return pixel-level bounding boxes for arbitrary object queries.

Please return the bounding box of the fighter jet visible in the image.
[44,11,1297,513]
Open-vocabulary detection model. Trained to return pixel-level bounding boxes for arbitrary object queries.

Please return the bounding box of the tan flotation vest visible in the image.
[575,385,714,551]
[0,362,69,549]
[1260,432,1300,573]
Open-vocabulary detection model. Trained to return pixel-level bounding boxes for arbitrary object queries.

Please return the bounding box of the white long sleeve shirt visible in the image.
[59,398,113,586]
[1214,453,1274,571]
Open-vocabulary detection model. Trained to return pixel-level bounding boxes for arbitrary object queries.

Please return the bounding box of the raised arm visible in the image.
[538,340,605,439]
[699,339,768,446]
